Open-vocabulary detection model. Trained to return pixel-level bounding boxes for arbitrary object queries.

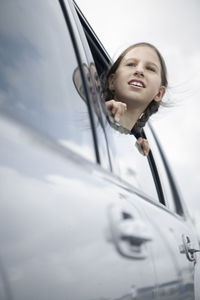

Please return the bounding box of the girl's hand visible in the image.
[106,100,127,123]
[106,100,150,156]
[136,137,150,156]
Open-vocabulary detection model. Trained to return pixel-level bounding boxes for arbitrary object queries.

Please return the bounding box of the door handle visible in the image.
[179,234,200,262]
[119,218,152,246]
[107,204,152,259]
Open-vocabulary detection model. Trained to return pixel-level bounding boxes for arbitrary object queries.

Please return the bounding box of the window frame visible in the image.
[59,0,103,164]
[73,0,111,75]
[147,122,184,216]
[145,136,166,206]
[69,0,113,170]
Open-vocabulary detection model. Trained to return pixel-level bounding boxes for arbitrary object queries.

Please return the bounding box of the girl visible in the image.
[104,42,168,155]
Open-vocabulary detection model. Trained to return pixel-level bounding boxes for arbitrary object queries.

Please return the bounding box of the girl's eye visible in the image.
[147,66,155,72]
[127,63,136,67]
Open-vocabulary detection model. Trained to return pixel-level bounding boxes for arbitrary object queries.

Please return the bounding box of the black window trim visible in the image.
[139,129,166,206]
[148,122,184,216]
[73,0,111,71]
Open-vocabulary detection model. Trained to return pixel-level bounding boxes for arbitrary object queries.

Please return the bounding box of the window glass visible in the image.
[109,127,159,201]
[145,124,177,212]
[0,0,95,162]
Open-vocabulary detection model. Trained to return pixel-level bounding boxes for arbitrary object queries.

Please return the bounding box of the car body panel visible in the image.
[0,115,158,300]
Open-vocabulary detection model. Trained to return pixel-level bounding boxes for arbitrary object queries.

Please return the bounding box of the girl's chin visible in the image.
[125,98,152,109]
[115,94,150,106]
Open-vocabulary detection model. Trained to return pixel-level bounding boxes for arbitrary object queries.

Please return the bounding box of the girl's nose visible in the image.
[134,69,144,77]
[134,65,144,77]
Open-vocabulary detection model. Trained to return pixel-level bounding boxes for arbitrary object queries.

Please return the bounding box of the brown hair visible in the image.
[103,42,168,132]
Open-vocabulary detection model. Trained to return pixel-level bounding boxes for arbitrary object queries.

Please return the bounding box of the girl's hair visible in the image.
[103,42,168,132]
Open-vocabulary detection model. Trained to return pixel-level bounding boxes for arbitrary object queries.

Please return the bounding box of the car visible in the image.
[0,0,199,299]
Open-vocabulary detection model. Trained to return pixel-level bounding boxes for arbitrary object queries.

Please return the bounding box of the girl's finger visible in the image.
[112,105,117,115]
[114,113,120,123]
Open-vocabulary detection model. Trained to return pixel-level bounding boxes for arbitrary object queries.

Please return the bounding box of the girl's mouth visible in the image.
[128,79,145,88]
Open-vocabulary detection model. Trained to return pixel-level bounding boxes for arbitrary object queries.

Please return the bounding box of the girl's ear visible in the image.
[154,86,166,102]
[108,73,116,91]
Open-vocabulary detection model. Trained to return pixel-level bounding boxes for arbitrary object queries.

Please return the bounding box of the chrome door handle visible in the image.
[119,219,152,246]
[179,234,200,262]
[107,204,152,259]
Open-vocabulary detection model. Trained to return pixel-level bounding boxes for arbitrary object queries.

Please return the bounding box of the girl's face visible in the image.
[109,46,166,107]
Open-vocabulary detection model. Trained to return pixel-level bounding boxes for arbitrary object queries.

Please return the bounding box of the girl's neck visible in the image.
[119,109,141,130]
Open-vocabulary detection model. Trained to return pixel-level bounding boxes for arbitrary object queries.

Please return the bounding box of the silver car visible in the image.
[0,0,199,299]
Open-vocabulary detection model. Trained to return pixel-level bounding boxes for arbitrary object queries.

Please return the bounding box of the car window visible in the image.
[0,0,96,162]
[145,124,177,212]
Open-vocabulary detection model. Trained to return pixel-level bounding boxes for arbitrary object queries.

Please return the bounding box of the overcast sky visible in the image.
[77,0,200,224]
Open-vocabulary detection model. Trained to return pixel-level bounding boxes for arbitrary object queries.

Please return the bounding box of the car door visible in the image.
[98,105,198,300]
[0,1,157,300]
[104,123,186,298]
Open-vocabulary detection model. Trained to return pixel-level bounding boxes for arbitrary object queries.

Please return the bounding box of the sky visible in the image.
[77,0,200,226]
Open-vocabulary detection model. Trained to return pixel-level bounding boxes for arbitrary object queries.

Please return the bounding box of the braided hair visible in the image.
[104,42,168,132]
